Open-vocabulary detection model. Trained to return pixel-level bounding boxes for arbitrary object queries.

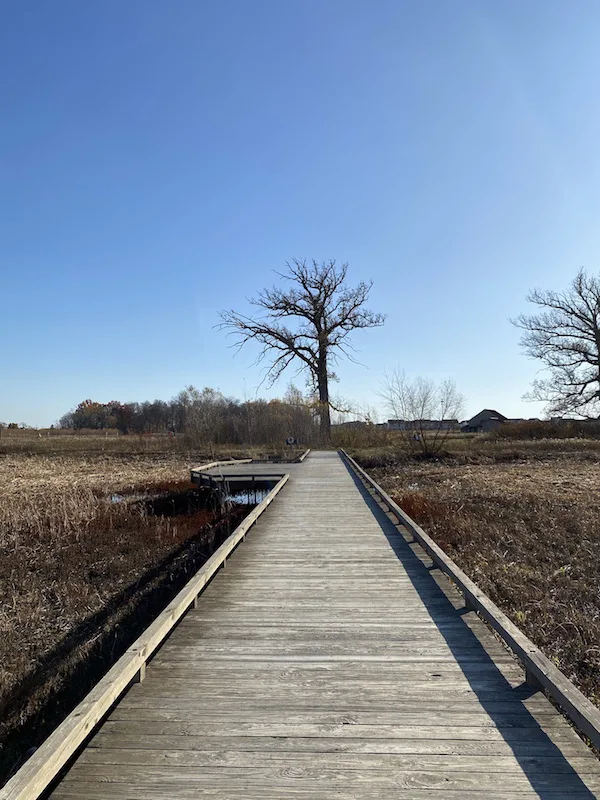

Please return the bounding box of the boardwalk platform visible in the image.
[48,451,600,798]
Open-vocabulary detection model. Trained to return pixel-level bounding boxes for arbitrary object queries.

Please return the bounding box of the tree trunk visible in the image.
[317,350,331,442]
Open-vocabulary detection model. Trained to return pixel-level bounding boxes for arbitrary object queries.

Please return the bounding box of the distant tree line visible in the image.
[57,385,320,446]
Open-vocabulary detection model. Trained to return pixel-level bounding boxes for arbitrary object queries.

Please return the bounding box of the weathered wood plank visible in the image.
[54,763,600,793]
[341,448,600,751]
[0,477,290,800]
[114,694,560,714]
[85,731,592,758]
[48,783,600,800]
[40,451,600,799]
[76,747,598,773]
[103,708,566,728]
[94,718,583,742]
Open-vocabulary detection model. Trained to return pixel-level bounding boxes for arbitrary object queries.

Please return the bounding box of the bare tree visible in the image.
[219,259,385,441]
[379,370,464,455]
[513,269,600,417]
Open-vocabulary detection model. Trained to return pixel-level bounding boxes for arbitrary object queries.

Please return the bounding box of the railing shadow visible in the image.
[342,459,597,799]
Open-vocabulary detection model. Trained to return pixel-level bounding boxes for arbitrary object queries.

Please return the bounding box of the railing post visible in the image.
[526,668,543,690]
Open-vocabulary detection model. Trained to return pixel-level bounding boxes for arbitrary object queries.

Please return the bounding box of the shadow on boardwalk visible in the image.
[343,460,597,799]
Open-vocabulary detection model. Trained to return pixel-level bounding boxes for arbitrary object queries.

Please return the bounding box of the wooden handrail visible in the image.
[190,458,253,476]
[0,474,289,800]
[340,449,600,750]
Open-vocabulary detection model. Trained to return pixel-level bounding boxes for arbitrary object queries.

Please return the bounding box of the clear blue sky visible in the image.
[2,0,600,426]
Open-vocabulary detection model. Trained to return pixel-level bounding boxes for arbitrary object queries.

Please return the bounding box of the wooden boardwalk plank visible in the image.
[48,452,600,799]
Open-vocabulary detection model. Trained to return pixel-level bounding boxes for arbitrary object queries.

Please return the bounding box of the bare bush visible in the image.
[379,370,465,455]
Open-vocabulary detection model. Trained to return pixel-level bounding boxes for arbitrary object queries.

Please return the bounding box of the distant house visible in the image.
[386,419,460,432]
[462,409,507,433]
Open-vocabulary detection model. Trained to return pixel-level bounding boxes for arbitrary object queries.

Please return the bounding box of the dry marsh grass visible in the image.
[0,451,248,782]
[362,455,600,707]
[0,430,306,463]
[0,429,265,457]
[0,453,191,673]
[351,434,600,467]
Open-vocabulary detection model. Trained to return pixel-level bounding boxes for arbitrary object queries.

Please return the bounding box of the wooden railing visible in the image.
[190,458,253,479]
[0,474,289,800]
[340,448,600,751]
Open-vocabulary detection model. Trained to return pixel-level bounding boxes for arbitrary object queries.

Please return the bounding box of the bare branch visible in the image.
[218,259,385,440]
[512,268,600,417]
[378,369,464,455]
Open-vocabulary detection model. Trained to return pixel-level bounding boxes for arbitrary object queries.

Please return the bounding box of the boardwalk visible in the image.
[49,452,600,798]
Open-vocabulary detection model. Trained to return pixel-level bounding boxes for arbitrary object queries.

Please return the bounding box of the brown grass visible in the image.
[0,429,267,457]
[0,427,313,458]
[363,457,600,707]
[0,451,249,782]
[1,453,192,694]
[351,434,600,468]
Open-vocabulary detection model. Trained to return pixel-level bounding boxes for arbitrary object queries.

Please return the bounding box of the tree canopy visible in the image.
[513,269,600,418]
[219,259,385,440]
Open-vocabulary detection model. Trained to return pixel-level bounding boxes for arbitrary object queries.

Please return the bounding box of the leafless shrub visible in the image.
[379,370,465,455]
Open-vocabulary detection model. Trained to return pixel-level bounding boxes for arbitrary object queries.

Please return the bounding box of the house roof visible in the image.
[465,408,508,426]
